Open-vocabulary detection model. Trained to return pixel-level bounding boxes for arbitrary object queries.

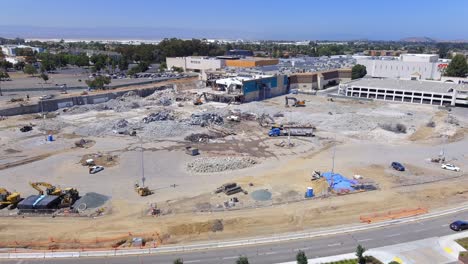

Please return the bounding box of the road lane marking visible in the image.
[357,238,373,242]
[264,251,277,255]
[222,256,238,260]
[327,243,341,247]
[441,224,449,227]
[393,256,403,263]
[185,260,201,263]
[413,228,430,232]
[444,247,453,253]
[386,233,401,238]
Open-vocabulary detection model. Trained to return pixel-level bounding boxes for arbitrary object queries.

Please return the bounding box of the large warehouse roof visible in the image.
[345,78,468,93]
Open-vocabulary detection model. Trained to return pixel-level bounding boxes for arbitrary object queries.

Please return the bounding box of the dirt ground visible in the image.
[0,91,467,249]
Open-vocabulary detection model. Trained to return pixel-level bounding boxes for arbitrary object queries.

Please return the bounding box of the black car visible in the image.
[391,162,405,171]
[450,220,468,231]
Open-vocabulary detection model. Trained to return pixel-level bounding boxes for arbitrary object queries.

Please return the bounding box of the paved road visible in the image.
[2,211,467,264]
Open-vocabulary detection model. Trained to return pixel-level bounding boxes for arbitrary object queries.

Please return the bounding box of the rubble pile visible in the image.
[142,110,174,123]
[186,157,258,173]
[190,113,224,127]
[184,132,223,143]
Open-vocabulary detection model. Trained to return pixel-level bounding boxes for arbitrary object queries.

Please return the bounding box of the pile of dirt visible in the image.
[184,132,223,143]
[186,157,258,173]
[74,138,96,148]
[168,219,224,236]
[80,153,119,167]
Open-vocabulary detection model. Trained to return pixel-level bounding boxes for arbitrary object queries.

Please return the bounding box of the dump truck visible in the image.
[268,126,314,137]
[0,188,22,210]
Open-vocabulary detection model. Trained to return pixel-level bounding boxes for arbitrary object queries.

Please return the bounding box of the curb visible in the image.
[1,203,467,259]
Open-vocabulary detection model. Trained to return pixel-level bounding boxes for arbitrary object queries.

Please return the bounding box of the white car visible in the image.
[89,165,104,174]
[441,164,460,172]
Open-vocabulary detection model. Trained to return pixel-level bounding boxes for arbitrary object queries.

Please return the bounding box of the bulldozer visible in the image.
[285,96,305,107]
[0,188,22,210]
[29,182,80,207]
[135,183,153,197]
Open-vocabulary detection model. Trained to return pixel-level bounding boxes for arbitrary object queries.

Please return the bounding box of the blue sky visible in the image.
[1,0,467,40]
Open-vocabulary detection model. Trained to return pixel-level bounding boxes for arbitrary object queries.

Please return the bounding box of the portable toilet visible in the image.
[306,187,314,198]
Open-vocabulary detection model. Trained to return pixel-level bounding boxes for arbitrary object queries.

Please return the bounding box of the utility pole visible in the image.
[140,137,146,187]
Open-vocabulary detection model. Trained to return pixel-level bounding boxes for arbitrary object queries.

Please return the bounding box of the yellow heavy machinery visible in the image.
[29,182,80,207]
[193,92,208,105]
[134,183,153,197]
[0,188,22,210]
[285,96,306,107]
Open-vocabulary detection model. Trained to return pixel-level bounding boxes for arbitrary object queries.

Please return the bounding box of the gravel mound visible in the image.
[73,192,109,209]
[186,157,257,173]
[141,121,196,138]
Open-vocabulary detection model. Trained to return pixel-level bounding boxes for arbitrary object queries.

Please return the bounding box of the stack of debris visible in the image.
[190,113,224,127]
[142,110,174,123]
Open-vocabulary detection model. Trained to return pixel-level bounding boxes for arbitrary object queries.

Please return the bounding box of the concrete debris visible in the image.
[187,157,257,173]
[211,219,224,232]
[190,113,224,127]
[142,111,174,123]
[184,132,223,143]
[113,119,129,131]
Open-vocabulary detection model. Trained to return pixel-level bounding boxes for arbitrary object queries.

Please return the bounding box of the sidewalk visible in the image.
[280,232,468,264]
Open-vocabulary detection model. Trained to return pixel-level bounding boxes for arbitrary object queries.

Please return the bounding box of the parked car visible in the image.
[391,162,405,171]
[441,164,460,172]
[450,220,468,231]
[89,165,104,174]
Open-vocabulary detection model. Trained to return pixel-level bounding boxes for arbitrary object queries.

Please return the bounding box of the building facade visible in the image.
[166,57,225,80]
[289,68,351,91]
[355,54,449,80]
[338,79,468,107]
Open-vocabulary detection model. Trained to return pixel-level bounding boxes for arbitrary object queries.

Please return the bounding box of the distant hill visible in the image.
[400,37,436,43]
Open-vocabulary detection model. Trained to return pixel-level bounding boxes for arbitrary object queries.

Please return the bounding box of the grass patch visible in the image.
[457,237,468,250]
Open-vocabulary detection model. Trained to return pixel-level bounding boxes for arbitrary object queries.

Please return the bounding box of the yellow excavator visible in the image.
[285,96,306,107]
[193,92,208,105]
[29,182,80,207]
[0,188,22,210]
[134,183,153,197]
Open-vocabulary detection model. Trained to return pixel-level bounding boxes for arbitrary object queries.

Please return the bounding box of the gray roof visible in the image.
[345,78,468,93]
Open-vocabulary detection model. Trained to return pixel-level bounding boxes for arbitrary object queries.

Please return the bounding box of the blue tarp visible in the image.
[322,172,357,192]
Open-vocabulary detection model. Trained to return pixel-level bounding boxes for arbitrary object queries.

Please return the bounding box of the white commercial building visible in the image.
[166,56,225,80]
[355,54,450,80]
[0,45,44,56]
[339,78,468,107]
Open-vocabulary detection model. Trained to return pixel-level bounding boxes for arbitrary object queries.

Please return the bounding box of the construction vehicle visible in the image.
[268,126,314,137]
[193,92,208,105]
[29,182,80,207]
[0,188,22,210]
[135,183,153,196]
[285,96,305,107]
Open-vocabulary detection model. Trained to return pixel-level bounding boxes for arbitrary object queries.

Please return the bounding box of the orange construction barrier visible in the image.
[360,207,428,223]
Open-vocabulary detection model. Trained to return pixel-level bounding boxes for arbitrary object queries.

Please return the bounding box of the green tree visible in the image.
[23,64,38,76]
[40,72,49,83]
[296,250,308,264]
[351,64,367,79]
[0,60,13,70]
[85,75,111,90]
[14,61,25,70]
[236,256,249,264]
[0,71,9,81]
[445,54,468,77]
[159,61,167,72]
[173,258,183,264]
[356,244,366,264]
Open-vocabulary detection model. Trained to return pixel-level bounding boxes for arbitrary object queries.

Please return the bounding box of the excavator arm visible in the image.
[29,182,55,195]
